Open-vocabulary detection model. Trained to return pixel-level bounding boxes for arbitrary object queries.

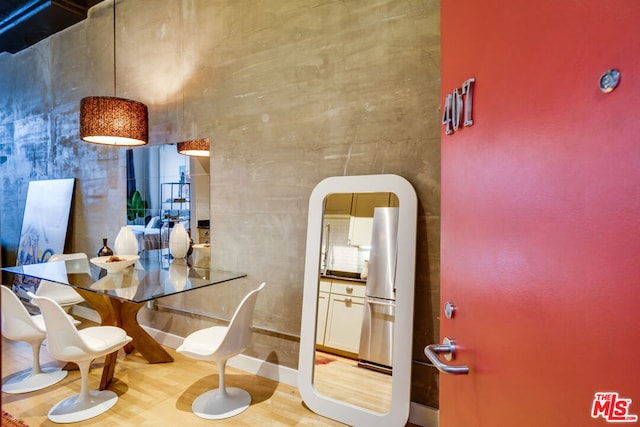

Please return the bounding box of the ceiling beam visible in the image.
[0,0,103,54]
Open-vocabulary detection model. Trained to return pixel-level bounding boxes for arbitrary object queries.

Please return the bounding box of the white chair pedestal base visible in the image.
[192,387,251,420]
[48,390,118,423]
[177,283,265,421]
[2,368,67,394]
[27,294,132,424]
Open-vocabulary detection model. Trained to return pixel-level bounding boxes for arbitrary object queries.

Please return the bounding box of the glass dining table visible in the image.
[2,250,246,390]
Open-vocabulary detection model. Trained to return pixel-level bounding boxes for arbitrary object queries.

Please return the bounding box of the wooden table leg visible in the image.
[74,290,120,389]
[100,352,119,390]
[118,299,174,364]
[73,289,173,390]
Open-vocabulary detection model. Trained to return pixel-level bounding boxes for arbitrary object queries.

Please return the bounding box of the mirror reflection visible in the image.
[313,192,399,414]
[299,174,416,426]
[125,144,210,259]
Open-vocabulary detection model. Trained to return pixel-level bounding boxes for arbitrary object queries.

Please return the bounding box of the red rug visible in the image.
[315,356,336,365]
[1,411,29,427]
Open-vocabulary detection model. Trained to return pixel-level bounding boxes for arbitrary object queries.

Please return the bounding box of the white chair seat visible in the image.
[79,326,131,354]
[36,253,89,312]
[28,292,132,423]
[178,326,226,359]
[36,283,84,306]
[177,282,265,420]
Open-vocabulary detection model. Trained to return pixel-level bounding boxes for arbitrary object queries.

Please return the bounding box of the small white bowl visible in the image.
[90,255,139,274]
[91,270,140,299]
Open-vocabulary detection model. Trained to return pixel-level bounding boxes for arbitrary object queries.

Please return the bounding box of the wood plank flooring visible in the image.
[314,351,392,414]
[2,333,344,426]
[2,320,419,426]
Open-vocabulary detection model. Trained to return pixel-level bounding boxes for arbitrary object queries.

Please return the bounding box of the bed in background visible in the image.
[127,216,161,251]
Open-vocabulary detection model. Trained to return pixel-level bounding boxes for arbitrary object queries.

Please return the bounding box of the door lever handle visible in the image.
[424,337,469,375]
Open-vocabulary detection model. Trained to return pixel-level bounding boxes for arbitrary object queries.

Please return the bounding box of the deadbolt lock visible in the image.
[444,301,455,319]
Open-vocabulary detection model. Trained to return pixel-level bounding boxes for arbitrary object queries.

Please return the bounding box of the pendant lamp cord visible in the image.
[181,4,185,139]
[113,0,117,97]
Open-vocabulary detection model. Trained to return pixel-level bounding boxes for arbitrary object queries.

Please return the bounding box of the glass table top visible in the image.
[2,251,246,304]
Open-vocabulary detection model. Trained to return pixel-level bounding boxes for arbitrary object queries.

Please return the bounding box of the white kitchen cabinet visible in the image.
[197,227,210,244]
[324,193,353,216]
[350,192,395,217]
[324,192,398,218]
[348,217,374,247]
[318,279,365,356]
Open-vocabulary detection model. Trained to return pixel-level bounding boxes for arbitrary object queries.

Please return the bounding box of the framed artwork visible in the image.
[16,178,75,265]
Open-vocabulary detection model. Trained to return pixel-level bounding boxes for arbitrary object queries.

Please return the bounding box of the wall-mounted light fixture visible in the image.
[177,138,210,157]
[79,0,148,146]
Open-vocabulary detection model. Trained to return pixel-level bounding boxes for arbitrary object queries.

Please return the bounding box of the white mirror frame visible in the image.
[298,174,417,427]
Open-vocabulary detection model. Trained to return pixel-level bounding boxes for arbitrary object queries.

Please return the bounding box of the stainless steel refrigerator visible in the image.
[358,207,399,374]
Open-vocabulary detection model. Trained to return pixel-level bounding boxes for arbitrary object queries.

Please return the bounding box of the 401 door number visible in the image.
[442,78,475,135]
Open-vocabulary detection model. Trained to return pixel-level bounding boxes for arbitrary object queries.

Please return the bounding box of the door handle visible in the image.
[424,337,469,375]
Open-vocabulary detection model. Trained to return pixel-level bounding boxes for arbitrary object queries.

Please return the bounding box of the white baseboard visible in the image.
[140,324,300,386]
[72,307,438,427]
[143,325,438,427]
[409,402,439,427]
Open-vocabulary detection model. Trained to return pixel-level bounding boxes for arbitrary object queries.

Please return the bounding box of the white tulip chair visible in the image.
[1,285,71,394]
[177,282,266,419]
[36,253,88,312]
[28,292,132,423]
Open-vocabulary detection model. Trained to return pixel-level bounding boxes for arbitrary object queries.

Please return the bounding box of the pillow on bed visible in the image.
[146,216,161,230]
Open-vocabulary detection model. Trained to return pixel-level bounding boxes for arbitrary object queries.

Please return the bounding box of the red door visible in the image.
[438,1,640,426]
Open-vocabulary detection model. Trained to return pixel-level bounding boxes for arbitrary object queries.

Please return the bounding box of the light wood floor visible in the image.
[2,321,420,426]
[314,351,392,414]
[2,331,346,426]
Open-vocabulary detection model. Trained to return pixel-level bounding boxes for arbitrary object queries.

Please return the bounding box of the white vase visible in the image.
[361,260,369,280]
[114,226,138,256]
[169,223,190,259]
[169,263,189,291]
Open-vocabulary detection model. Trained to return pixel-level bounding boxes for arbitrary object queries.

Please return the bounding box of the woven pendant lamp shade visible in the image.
[177,138,210,157]
[80,96,148,146]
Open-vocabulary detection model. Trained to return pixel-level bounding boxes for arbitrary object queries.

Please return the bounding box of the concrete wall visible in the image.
[0,0,440,407]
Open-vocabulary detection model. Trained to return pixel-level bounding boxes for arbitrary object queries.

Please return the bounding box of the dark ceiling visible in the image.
[0,0,104,54]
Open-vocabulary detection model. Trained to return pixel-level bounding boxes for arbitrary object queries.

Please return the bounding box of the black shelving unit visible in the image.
[160,182,190,259]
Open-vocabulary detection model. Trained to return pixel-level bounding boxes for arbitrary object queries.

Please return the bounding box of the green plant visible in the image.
[127,190,148,222]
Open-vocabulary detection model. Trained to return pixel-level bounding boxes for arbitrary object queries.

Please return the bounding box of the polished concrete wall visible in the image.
[0,0,440,407]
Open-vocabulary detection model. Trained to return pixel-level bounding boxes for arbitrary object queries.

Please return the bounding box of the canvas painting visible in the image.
[16,178,75,265]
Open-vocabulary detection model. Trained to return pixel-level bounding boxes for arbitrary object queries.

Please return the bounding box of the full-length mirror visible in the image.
[125,144,210,260]
[299,174,417,427]
[314,191,399,414]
